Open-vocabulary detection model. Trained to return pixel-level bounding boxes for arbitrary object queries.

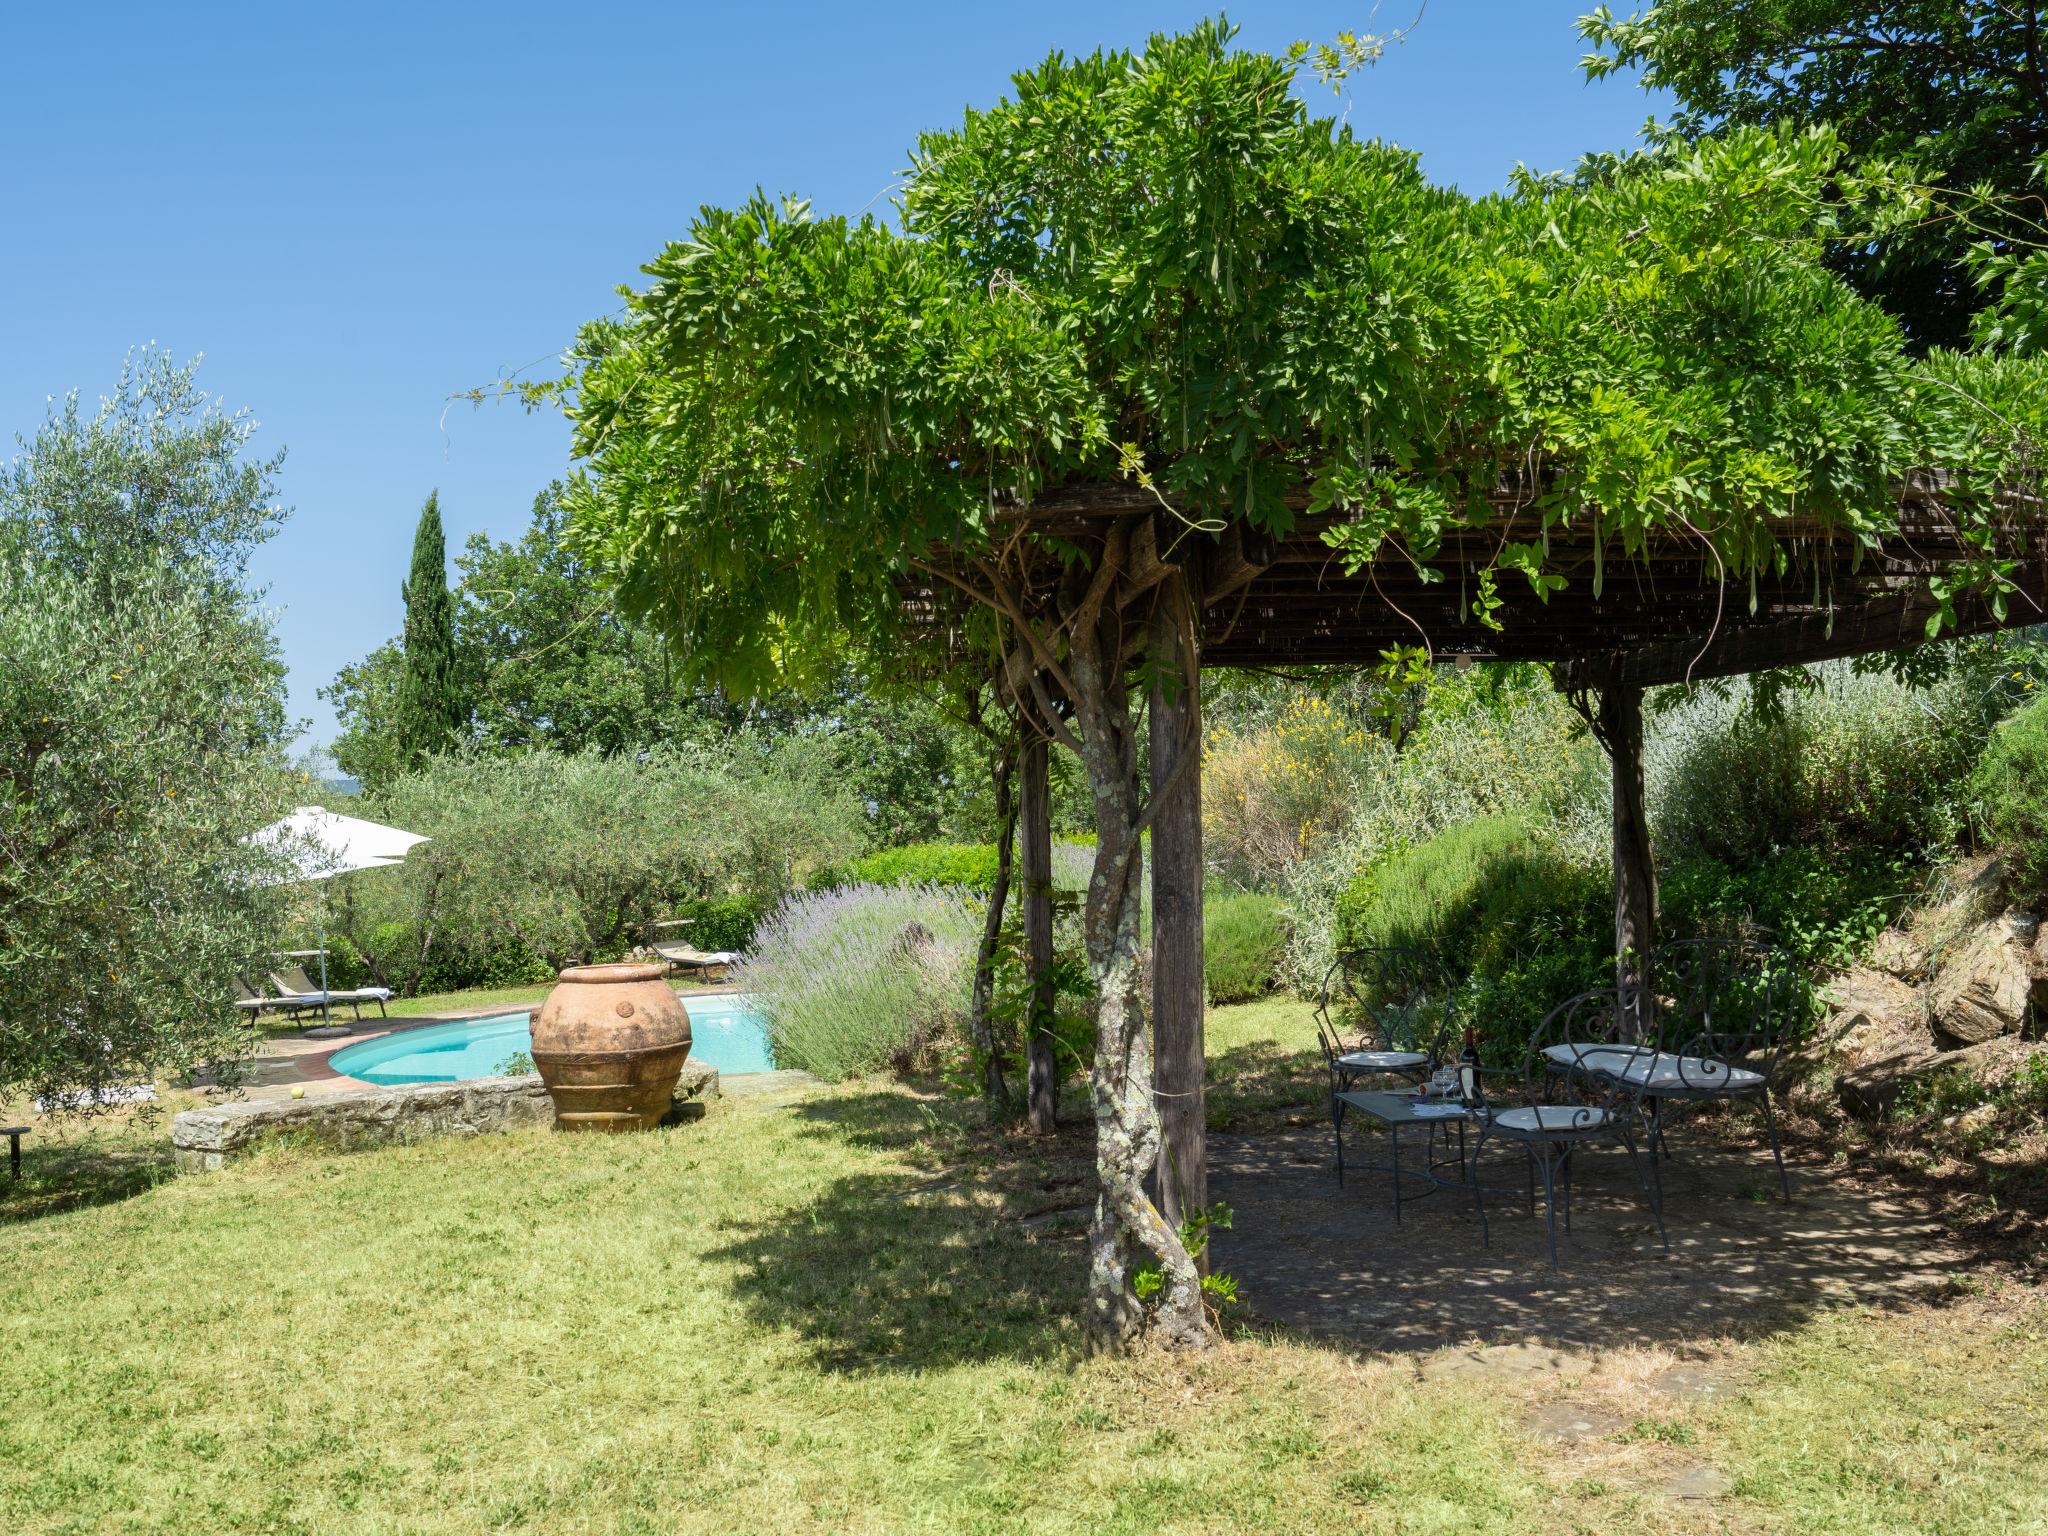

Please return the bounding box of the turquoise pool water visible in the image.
[328,994,774,1085]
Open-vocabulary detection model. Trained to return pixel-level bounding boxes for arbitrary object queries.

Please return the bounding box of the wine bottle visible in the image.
[1458,1025,1483,1106]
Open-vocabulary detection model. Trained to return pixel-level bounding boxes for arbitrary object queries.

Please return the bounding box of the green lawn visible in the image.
[0,998,2041,1534]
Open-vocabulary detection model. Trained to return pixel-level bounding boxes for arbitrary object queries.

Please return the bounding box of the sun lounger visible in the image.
[233,975,329,1024]
[648,941,739,982]
[269,967,391,1021]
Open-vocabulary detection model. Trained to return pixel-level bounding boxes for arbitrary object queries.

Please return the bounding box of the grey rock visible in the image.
[1646,1364,1731,1401]
[1523,1402,1627,1443]
[1928,914,2034,1045]
[1665,1464,1733,1501]
[1836,1045,1948,1118]
[1821,966,1924,1052]
[1867,929,1929,983]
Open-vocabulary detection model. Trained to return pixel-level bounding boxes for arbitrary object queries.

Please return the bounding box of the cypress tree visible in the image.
[395,490,463,765]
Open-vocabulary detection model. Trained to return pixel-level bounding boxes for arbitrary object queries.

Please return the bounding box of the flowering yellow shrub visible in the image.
[1205,694,1380,891]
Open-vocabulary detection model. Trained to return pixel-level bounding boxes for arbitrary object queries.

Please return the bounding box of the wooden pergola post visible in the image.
[1598,677,1657,1039]
[1149,577,1205,1249]
[1020,732,1059,1134]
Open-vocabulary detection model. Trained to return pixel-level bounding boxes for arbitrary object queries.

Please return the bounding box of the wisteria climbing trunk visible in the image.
[1067,597,1211,1354]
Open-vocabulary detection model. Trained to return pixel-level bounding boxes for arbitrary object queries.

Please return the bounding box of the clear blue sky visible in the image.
[1,3,1662,753]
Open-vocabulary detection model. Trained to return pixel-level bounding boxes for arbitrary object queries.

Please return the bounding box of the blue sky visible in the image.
[1,3,1662,752]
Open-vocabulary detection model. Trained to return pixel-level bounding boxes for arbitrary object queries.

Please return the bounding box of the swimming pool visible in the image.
[328,994,774,1085]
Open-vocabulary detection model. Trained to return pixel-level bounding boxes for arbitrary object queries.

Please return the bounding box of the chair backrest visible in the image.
[1650,937,1800,1084]
[1521,987,1659,1117]
[1313,1015,1349,1098]
[231,975,261,1002]
[271,967,320,997]
[1316,945,1457,1062]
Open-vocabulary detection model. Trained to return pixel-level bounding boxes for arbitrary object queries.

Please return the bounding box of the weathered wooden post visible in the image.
[1599,675,1657,1039]
[1149,573,1206,1251]
[1020,732,1059,1134]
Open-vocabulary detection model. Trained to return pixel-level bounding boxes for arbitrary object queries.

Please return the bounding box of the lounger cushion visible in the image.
[1490,1105,1610,1133]
[1337,1050,1428,1071]
[1543,1044,1762,1091]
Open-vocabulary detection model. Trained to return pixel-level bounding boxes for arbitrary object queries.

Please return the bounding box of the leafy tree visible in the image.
[329,487,986,827]
[560,22,2042,1349]
[1580,1,2048,350]
[0,355,296,1105]
[393,491,465,767]
[330,745,865,991]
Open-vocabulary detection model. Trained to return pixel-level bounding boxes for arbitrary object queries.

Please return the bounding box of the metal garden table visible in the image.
[1335,1090,1513,1220]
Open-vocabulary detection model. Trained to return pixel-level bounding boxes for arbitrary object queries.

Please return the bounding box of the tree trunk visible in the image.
[1020,734,1059,1135]
[1601,681,1657,1040]
[1067,602,1211,1355]
[1148,581,1206,1259]
[969,734,1018,1107]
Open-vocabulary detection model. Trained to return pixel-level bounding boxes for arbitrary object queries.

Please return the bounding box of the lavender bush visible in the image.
[736,881,984,1080]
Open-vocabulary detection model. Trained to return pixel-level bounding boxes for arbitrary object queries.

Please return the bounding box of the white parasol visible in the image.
[247,806,429,1026]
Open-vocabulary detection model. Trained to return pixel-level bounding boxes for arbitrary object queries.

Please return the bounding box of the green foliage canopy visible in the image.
[330,745,866,991]
[563,21,2044,696]
[1580,1,2048,351]
[0,355,296,1104]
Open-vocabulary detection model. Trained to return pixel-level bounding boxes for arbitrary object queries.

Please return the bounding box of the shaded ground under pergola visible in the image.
[1205,1132,1961,1355]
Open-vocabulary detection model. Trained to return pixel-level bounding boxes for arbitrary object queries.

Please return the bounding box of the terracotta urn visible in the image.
[529,963,691,1132]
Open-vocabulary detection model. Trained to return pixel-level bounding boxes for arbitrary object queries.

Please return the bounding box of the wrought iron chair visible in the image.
[1636,937,1802,1199]
[1314,947,1453,1182]
[1473,988,1668,1266]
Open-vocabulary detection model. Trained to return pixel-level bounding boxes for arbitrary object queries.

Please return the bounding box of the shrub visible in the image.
[327,744,864,994]
[1973,693,2048,899]
[819,837,1098,896]
[737,882,984,1080]
[1205,694,1377,893]
[666,894,769,953]
[1274,672,1608,991]
[1335,815,1612,1059]
[1651,661,2005,870]
[829,841,1003,891]
[1203,893,1289,1003]
[1661,848,1912,972]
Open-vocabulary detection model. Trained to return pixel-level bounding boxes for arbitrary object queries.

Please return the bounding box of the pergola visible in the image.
[916,474,2048,1227]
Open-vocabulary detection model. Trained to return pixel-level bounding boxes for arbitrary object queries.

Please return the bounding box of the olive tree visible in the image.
[559,24,2041,1350]
[332,744,866,988]
[0,354,296,1105]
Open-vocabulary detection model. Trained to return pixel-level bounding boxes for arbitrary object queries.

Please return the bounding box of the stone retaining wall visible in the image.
[172,1061,720,1172]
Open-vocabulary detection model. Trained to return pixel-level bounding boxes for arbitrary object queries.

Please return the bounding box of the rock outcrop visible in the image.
[1818,965,1940,1117]
[1815,901,2041,1117]
[1926,912,2036,1045]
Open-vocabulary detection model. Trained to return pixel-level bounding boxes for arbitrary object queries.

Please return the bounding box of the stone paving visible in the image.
[1207,1127,1962,1356]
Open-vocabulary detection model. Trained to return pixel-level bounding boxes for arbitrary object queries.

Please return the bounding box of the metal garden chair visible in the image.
[1473,987,1669,1265]
[1314,946,1453,1182]
[1636,937,1802,1199]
